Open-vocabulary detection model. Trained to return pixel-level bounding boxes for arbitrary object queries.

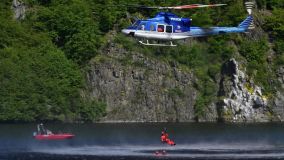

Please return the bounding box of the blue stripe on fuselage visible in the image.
[189,27,246,37]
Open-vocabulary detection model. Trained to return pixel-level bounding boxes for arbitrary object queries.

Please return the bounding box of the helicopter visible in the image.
[121,2,254,46]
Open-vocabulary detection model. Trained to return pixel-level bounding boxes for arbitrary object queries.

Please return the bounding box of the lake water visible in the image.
[1,123,284,160]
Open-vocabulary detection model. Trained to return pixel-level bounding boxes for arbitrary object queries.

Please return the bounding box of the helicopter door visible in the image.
[157,24,164,32]
[166,25,173,33]
[150,24,155,31]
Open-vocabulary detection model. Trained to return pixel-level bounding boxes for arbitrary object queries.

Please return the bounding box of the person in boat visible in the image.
[46,129,53,135]
[37,123,53,135]
[37,123,46,135]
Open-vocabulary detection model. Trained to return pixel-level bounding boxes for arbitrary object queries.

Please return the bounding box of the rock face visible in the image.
[12,0,25,20]
[273,66,284,121]
[83,30,277,123]
[85,43,274,123]
[85,43,197,122]
[218,59,270,122]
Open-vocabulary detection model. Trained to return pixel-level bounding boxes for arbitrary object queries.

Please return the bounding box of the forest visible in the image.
[0,0,284,122]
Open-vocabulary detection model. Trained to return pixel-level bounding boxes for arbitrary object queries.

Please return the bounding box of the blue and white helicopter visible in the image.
[122,2,254,46]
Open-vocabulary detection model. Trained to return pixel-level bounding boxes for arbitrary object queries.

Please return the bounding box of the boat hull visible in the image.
[34,134,75,140]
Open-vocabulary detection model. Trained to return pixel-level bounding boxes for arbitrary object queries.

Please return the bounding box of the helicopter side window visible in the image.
[150,25,155,31]
[166,25,173,33]
[157,25,164,32]
[138,23,146,30]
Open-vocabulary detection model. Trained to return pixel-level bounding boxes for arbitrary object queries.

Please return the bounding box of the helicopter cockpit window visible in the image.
[157,25,164,32]
[132,21,140,27]
[138,23,146,30]
[166,25,173,33]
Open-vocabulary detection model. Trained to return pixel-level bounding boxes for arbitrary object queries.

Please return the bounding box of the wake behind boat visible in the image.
[33,124,75,140]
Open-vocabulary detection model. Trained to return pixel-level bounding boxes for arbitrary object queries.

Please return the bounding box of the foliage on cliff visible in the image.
[0,0,105,122]
[0,0,284,122]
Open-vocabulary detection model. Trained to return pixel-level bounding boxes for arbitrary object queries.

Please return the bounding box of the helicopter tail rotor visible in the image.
[245,1,255,29]
[238,2,255,30]
[245,1,254,15]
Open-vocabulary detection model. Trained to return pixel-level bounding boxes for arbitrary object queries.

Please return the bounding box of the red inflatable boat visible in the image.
[33,124,75,140]
[34,133,75,140]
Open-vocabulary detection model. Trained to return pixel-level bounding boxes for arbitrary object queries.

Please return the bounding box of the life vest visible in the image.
[164,133,169,139]
[166,138,170,143]
[161,135,166,142]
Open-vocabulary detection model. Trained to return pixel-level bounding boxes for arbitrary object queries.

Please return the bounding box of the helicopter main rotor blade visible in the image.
[153,4,226,10]
[103,4,226,10]
[168,4,227,9]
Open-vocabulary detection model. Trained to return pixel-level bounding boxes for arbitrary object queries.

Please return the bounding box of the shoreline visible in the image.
[0,121,283,124]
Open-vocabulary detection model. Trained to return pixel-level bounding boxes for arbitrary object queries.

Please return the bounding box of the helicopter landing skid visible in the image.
[139,40,177,47]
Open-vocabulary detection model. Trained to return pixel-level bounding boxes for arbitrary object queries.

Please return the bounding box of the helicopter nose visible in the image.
[122,29,135,37]
[121,29,130,35]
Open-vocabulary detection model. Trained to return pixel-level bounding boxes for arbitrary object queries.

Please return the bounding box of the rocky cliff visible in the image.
[273,66,284,120]
[218,59,271,122]
[12,0,25,20]
[4,0,284,123]
[85,41,197,122]
[84,32,280,122]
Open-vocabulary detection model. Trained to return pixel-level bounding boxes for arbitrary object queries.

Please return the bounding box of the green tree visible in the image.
[264,8,284,39]
[26,0,102,64]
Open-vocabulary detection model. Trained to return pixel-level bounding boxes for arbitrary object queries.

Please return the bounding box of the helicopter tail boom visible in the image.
[238,15,254,30]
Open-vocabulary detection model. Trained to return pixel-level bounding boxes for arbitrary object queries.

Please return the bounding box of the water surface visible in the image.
[1,123,284,159]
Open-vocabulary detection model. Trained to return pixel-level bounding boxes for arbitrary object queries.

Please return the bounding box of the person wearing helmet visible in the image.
[160,127,176,146]
[161,133,167,142]
[160,128,168,143]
